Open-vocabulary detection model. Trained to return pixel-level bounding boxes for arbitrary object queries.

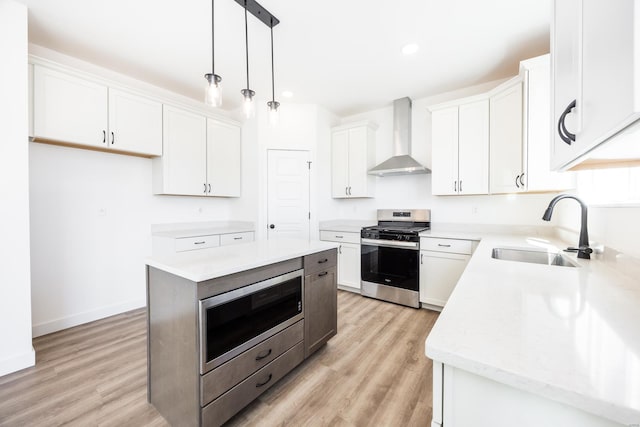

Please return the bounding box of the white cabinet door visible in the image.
[338,243,361,290]
[33,65,107,147]
[160,105,207,196]
[331,130,350,198]
[419,250,470,307]
[347,127,369,197]
[490,81,524,194]
[207,118,241,197]
[458,100,489,195]
[431,106,459,195]
[108,88,162,156]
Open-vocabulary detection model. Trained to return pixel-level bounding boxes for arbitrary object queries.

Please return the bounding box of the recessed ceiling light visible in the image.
[402,43,419,55]
[282,90,293,98]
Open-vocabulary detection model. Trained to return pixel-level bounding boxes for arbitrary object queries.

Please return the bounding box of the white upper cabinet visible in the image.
[33,65,107,148]
[206,118,241,197]
[32,64,162,157]
[490,79,524,194]
[551,0,640,170]
[331,121,376,198]
[108,88,162,156]
[153,105,241,197]
[155,105,207,196]
[431,99,489,195]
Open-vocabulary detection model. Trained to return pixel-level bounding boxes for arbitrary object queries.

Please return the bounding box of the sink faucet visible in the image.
[542,194,592,259]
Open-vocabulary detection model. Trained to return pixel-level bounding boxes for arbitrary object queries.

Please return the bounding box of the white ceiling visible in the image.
[19,0,551,116]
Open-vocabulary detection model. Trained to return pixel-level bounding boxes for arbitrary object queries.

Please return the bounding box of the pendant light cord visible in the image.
[211,0,216,73]
[270,21,275,102]
[244,1,250,89]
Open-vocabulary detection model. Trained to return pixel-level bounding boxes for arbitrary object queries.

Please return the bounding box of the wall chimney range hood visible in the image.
[368,97,431,177]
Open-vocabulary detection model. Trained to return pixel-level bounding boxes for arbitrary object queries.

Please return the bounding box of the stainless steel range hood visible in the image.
[368,97,431,177]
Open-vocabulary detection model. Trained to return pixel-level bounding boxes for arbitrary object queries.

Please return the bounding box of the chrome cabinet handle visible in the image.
[102,130,106,144]
[515,175,520,188]
[233,237,242,240]
[318,258,328,264]
[459,180,462,193]
[420,253,424,264]
[339,245,342,254]
[519,173,525,187]
[345,187,348,196]
[256,373,272,388]
[335,235,343,239]
[318,271,328,277]
[558,100,576,145]
[438,244,451,247]
[208,183,211,193]
[194,241,206,245]
[454,181,457,192]
[204,183,207,193]
[110,131,114,145]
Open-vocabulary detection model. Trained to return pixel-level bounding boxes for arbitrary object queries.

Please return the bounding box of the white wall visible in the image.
[0,0,35,376]
[318,80,559,227]
[29,143,243,336]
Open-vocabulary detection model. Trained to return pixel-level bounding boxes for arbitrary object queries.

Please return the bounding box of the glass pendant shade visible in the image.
[204,73,222,107]
[241,88,255,118]
[267,100,280,126]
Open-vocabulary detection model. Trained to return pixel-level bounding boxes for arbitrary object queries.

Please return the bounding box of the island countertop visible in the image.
[145,238,339,282]
[425,234,640,426]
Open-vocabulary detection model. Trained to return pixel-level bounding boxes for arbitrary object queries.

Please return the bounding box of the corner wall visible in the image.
[0,0,35,376]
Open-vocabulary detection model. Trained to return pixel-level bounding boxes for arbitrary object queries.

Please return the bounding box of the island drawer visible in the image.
[220,231,254,246]
[320,230,360,244]
[200,320,304,406]
[201,341,304,427]
[175,234,220,252]
[420,237,473,255]
[304,249,337,275]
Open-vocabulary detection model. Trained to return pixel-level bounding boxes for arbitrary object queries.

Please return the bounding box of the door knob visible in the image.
[269,224,275,229]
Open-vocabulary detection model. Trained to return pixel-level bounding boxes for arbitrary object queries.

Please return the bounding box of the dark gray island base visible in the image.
[146,243,338,427]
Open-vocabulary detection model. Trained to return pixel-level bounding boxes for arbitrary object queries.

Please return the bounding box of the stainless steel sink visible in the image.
[491,247,578,267]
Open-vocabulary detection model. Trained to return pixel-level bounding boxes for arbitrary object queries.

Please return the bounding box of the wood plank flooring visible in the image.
[0,291,438,427]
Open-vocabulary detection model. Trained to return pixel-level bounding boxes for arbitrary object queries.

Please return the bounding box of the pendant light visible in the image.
[267,20,280,126]
[240,1,255,118]
[204,0,222,107]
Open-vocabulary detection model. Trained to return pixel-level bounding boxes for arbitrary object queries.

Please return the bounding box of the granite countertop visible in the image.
[146,238,338,282]
[425,234,640,425]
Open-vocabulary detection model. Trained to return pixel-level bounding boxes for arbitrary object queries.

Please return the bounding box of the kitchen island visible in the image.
[425,234,640,427]
[146,238,339,427]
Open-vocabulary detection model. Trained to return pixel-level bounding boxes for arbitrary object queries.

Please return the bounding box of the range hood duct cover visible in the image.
[368,97,431,177]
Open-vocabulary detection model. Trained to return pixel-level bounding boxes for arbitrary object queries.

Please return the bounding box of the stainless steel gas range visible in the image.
[360,209,431,308]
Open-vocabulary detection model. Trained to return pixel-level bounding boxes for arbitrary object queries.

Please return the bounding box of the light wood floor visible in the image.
[0,291,438,427]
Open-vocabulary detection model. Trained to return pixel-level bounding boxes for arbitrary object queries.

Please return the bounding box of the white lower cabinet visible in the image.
[419,238,473,308]
[432,363,622,427]
[152,231,254,256]
[319,231,361,290]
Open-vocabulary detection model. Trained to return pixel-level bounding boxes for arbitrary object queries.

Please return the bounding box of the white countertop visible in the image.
[319,219,376,234]
[425,234,640,425]
[151,221,254,238]
[146,238,338,282]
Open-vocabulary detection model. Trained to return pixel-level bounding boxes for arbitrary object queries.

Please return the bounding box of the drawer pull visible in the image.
[335,235,344,239]
[438,244,451,247]
[318,258,328,264]
[318,271,328,277]
[233,237,243,240]
[255,349,272,361]
[194,241,206,245]
[256,373,273,388]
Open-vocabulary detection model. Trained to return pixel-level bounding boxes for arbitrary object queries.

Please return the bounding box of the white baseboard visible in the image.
[337,284,361,294]
[32,298,146,338]
[0,347,35,377]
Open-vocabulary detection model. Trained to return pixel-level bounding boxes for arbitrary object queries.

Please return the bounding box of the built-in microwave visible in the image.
[199,269,304,374]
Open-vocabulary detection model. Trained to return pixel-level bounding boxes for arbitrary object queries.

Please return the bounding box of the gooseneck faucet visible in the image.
[542,194,592,259]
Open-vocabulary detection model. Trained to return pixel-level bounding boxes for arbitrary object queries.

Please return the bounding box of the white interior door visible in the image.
[267,150,310,240]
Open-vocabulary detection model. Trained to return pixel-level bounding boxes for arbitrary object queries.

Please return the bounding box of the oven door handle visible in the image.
[360,238,419,250]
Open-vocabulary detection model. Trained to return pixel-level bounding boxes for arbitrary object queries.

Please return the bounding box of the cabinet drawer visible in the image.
[201,342,304,427]
[220,231,254,246]
[420,238,472,255]
[304,249,337,276]
[320,230,360,244]
[174,235,220,252]
[200,320,303,406]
